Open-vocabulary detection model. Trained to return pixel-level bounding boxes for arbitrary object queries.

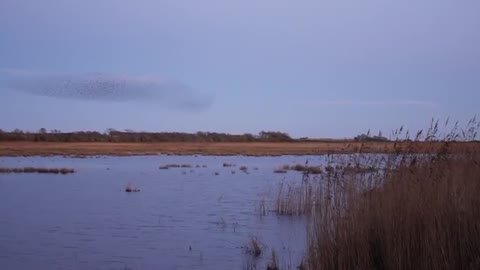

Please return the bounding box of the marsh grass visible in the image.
[273,118,480,270]
[257,197,267,216]
[0,167,75,174]
[305,147,480,270]
[274,180,319,216]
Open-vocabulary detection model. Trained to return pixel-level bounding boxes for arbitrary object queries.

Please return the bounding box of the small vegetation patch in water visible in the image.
[280,164,322,174]
[159,164,192,169]
[0,167,75,174]
[223,163,236,167]
[245,237,263,258]
[266,250,279,270]
[125,183,140,192]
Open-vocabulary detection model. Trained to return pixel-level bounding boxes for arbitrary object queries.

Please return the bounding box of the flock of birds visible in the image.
[1,70,212,110]
[23,73,150,101]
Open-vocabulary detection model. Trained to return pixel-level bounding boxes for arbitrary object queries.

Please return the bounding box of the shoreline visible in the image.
[0,141,478,157]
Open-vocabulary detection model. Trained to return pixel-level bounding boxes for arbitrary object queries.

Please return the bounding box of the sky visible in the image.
[0,0,479,138]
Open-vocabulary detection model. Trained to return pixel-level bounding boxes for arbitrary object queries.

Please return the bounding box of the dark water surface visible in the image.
[0,155,320,270]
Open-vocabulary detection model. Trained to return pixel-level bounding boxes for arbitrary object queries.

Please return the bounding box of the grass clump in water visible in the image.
[223,162,236,167]
[266,250,280,270]
[274,181,317,216]
[159,164,192,169]
[0,167,75,174]
[245,237,263,258]
[281,164,322,174]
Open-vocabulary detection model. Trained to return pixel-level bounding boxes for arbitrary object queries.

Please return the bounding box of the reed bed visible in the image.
[273,119,480,269]
[274,181,318,216]
[0,167,75,174]
[304,146,480,270]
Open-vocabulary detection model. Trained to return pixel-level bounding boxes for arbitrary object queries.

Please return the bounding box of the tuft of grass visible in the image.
[214,172,220,176]
[342,165,378,174]
[243,259,258,270]
[0,167,75,174]
[59,168,75,174]
[125,183,140,192]
[274,181,317,216]
[280,164,322,174]
[245,237,263,258]
[273,168,288,174]
[223,162,236,167]
[266,249,280,270]
[239,166,248,172]
[258,198,267,216]
[159,164,192,169]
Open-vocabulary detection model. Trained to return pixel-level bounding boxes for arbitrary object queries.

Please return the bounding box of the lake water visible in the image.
[0,155,327,270]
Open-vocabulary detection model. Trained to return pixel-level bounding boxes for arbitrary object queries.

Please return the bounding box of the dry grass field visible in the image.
[0,141,478,157]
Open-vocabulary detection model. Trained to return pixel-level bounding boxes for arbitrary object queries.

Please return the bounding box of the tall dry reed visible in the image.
[303,119,480,270]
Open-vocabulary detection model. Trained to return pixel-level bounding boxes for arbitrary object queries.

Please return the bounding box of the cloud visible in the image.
[0,69,213,111]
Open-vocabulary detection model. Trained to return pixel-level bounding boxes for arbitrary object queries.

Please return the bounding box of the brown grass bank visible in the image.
[0,141,477,157]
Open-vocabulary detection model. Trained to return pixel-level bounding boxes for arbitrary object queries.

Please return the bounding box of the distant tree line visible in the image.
[354,130,389,142]
[0,129,294,143]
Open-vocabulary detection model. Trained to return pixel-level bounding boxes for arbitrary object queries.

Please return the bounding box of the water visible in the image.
[0,155,322,270]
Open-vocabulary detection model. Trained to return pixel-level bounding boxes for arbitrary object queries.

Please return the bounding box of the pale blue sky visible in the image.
[0,0,479,138]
